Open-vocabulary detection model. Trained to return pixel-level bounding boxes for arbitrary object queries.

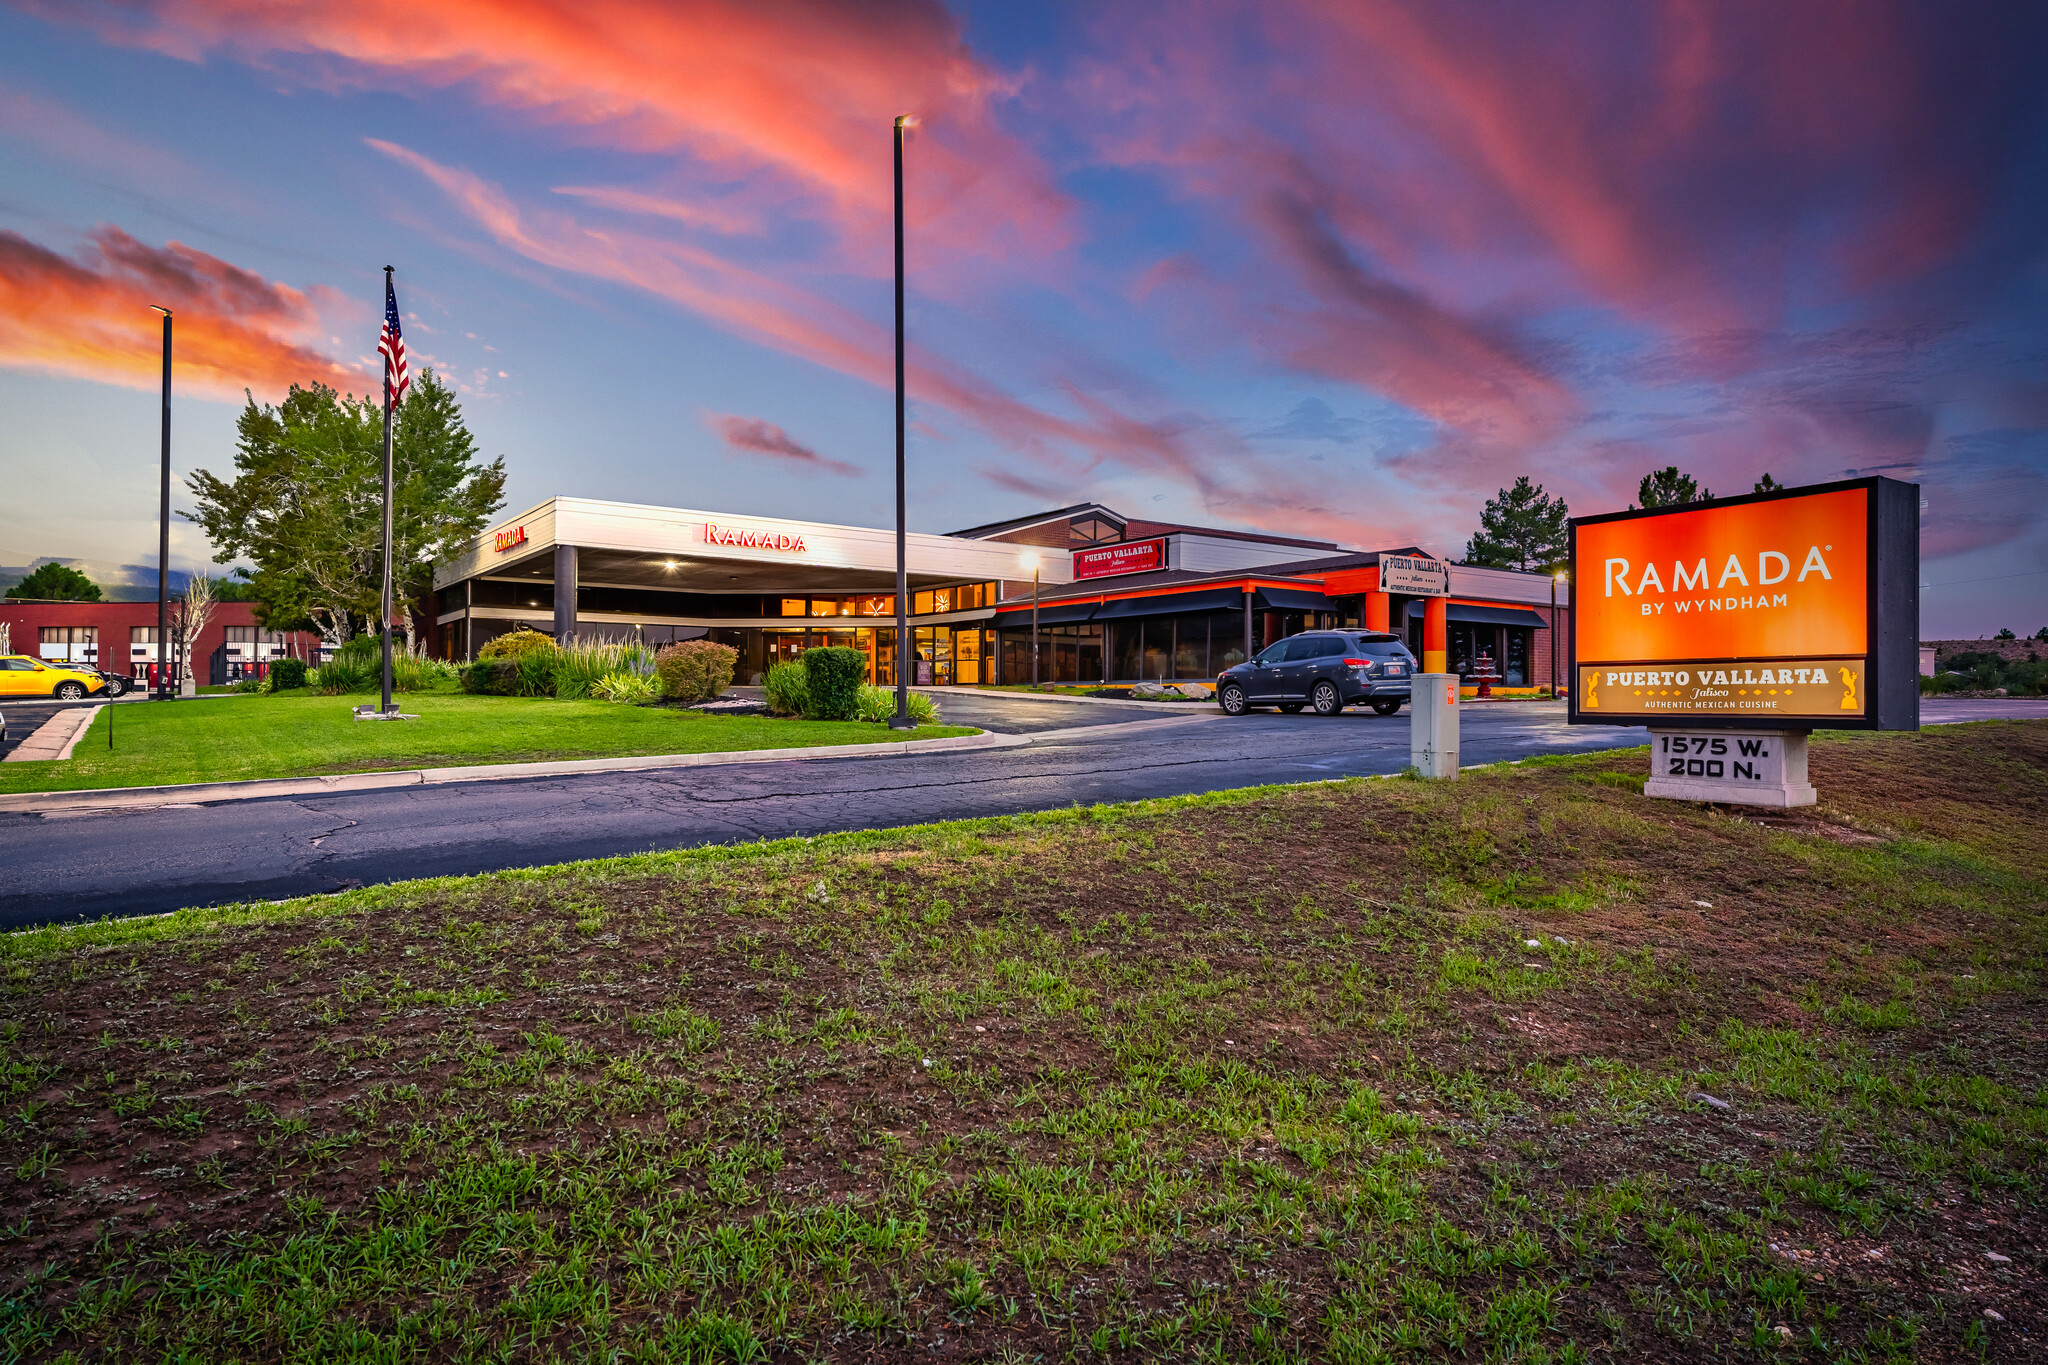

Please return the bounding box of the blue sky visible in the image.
[2,0,2044,634]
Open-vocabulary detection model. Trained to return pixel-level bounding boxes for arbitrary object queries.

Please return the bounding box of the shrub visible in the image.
[267,657,309,691]
[514,650,559,697]
[856,684,940,725]
[800,646,868,721]
[479,629,557,662]
[763,661,809,717]
[592,671,663,704]
[553,641,656,700]
[311,652,377,694]
[390,648,455,693]
[655,640,739,703]
[460,659,518,695]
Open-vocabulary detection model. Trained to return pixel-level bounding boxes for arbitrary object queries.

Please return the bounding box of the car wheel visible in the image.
[1371,698,1403,716]
[105,676,127,697]
[1218,682,1249,715]
[1278,702,1304,714]
[54,681,86,700]
[1312,681,1343,715]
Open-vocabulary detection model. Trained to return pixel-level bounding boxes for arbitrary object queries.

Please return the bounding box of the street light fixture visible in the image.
[1021,551,1041,686]
[150,304,172,700]
[888,112,918,729]
[1552,568,1567,699]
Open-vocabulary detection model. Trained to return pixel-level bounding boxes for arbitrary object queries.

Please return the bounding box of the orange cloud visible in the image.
[706,413,863,478]
[0,226,360,400]
[50,0,1071,269]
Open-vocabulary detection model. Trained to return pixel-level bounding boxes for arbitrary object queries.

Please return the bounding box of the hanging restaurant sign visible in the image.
[1568,477,1919,731]
[1072,537,1166,580]
[1379,552,1449,596]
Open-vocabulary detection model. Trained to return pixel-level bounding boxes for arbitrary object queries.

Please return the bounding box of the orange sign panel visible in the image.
[1574,488,1867,663]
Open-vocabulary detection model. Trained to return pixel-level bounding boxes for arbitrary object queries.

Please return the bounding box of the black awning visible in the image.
[1093,587,1249,620]
[1254,588,1330,612]
[1404,601,1548,628]
[991,600,1099,626]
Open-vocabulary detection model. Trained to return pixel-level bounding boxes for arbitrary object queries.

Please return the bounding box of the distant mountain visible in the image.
[0,558,194,602]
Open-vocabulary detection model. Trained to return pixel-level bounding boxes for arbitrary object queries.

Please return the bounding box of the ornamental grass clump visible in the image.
[592,671,662,704]
[553,641,655,701]
[799,646,868,720]
[763,660,809,717]
[855,684,940,725]
[654,640,738,703]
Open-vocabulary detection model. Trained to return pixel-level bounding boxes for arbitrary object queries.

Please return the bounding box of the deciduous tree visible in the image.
[186,371,505,646]
[1463,476,1569,573]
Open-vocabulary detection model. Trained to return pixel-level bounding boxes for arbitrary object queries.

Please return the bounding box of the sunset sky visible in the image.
[2,0,2043,634]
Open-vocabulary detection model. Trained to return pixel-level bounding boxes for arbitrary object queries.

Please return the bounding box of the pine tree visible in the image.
[1633,466,1713,509]
[1754,473,1783,493]
[1463,476,1569,573]
[6,563,103,601]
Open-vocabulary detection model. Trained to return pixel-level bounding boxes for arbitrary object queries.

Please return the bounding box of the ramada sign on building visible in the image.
[1569,476,1920,807]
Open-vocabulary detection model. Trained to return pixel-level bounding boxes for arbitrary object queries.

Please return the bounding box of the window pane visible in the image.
[913,590,934,615]
[1172,616,1207,678]
[780,598,806,617]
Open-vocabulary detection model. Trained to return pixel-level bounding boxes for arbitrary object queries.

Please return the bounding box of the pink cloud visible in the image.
[706,413,863,478]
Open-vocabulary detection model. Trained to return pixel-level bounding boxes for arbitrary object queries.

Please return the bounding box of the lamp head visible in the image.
[1019,551,1040,573]
[895,113,919,130]
[149,304,171,316]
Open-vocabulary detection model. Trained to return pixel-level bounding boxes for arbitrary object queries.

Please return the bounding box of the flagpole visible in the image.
[380,265,396,716]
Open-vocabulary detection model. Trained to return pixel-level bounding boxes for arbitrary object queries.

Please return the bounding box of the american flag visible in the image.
[378,274,410,404]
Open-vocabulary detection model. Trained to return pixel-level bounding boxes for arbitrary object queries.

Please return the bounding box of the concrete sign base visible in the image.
[1645,729,1815,807]
[1409,672,1461,778]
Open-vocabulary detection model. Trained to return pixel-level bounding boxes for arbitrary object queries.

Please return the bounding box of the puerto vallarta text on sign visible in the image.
[704,521,808,552]
[1379,553,1449,596]
[1577,657,1865,719]
[1072,537,1166,580]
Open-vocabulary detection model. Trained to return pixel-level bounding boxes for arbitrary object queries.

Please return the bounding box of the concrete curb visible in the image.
[943,687,1217,713]
[0,727,1029,815]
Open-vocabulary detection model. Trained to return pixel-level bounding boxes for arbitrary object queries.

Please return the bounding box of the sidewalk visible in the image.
[2,708,97,763]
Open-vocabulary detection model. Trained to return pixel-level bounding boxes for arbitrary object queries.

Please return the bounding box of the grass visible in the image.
[0,721,2042,1361]
[0,690,977,794]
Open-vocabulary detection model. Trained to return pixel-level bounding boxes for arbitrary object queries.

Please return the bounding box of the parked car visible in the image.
[65,665,131,698]
[1216,631,1416,716]
[0,655,110,700]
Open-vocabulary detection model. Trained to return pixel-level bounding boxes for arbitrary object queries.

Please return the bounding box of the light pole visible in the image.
[888,113,918,729]
[151,304,172,700]
[1021,552,1041,685]
[1551,569,1566,698]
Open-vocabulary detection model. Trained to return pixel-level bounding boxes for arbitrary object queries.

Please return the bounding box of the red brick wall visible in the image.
[0,599,321,681]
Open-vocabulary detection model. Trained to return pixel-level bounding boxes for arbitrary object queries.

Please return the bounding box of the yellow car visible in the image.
[0,655,109,700]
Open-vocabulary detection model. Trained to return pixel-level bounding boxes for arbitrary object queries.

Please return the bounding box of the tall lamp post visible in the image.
[1551,569,1567,698]
[1021,553,1041,685]
[888,112,918,729]
[151,304,172,700]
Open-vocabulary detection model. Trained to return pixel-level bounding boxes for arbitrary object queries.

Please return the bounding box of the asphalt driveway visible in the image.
[2,694,2040,927]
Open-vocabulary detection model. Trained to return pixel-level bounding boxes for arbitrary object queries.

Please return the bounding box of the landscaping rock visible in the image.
[1173,683,1213,700]
[1132,682,1174,699]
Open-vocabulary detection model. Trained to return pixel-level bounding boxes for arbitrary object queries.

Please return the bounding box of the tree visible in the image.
[186,370,506,647]
[1633,465,1713,509]
[6,562,102,601]
[173,572,215,694]
[1995,628,2016,640]
[1463,476,1569,573]
[1754,473,1783,493]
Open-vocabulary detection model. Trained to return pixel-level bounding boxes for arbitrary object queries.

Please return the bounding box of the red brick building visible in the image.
[0,598,324,688]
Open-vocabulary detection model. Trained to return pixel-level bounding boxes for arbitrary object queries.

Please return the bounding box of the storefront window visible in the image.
[856,595,893,617]
[780,598,806,617]
[955,629,983,684]
[1503,629,1528,686]
[1172,616,1209,678]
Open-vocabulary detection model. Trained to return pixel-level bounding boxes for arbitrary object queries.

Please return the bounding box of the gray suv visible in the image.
[1217,631,1415,716]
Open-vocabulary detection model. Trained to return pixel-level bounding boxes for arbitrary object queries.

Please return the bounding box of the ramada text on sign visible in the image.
[705,521,808,552]
[1072,537,1166,580]
[493,525,527,553]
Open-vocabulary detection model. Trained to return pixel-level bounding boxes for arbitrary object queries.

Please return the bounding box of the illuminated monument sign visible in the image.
[1568,477,1919,804]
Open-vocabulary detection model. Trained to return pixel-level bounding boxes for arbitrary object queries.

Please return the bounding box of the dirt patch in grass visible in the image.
[2,723,2043,1361]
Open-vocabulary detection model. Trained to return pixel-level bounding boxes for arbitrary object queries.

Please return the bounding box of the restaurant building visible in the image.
[432,498,1570,692]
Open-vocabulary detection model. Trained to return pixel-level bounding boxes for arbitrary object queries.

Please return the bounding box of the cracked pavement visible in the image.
[3,694,2036,928]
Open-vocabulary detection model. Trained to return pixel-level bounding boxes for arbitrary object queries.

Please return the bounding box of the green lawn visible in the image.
[0,691,977,793]
[1,723,2041,1360]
